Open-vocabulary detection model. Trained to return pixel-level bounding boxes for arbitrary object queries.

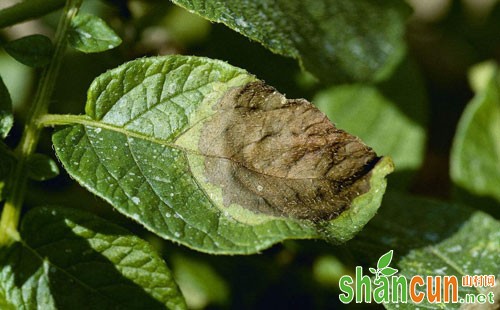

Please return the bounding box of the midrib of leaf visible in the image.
[61,123,255,249]
[40,113,371,182]
[426,247,484,294]
[410,246,491,295]
[40,114,181,147]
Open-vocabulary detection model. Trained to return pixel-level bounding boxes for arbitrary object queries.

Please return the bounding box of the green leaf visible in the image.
[0,206,186,309]
[377,250,393,269]
[384,212,500,309]
[3,35,53,67]
[27,153,59,181]
[380,267,397,277]
[451,63,500,204]
[313,255,350,287]
[171,0,410,84]
[351,192,474,264]
[0,50,34,108]
[0,76,13,139]
[68,14,122,53]
[171,254,229,309]
[468,60,497,93]
[51,55,393,254]
[315,58,428,188]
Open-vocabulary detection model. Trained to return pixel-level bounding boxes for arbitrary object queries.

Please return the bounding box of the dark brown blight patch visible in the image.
[199,81,380,222]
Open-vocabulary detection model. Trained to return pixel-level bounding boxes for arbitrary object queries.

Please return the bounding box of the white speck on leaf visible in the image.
[235,17,249,28]
[446,245,462,253]
[434,266,447,275]
[79,31,92,38]
[131,196,141,204]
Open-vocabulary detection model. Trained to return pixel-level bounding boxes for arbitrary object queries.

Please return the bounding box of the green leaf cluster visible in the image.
[0,206,185,309]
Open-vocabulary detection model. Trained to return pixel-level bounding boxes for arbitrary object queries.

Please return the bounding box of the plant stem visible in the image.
[0,0,82,245]
[0,0,66,29]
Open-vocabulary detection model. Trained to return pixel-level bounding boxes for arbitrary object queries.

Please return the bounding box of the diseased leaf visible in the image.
[0,206,186,310]
[171,0,410,84]
[451,63,500,204]
[52,55,392,254]
[315,58,428,188]
[384,212,500,309]
[195,81,380,222]
[0,76,13,139]
[27,153,59,181]
[377,250,393,269]
[3,35,53,67]
[68,14,122,53]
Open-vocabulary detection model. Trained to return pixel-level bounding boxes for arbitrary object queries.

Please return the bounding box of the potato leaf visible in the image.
[350,192,476,265]
[384,212,500,309]
[0,77,14,139]
[451,63,500,204]
[171,0,410,84]
[3,35,53,68]
[0,76,13,139]
[26,153,60,181]
[52,55,393,254]
[0,206,186,309]
[171,254,229,309]
[68,14,122,53]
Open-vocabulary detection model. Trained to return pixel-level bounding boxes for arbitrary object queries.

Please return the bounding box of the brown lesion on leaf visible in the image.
[199,81,380,222]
